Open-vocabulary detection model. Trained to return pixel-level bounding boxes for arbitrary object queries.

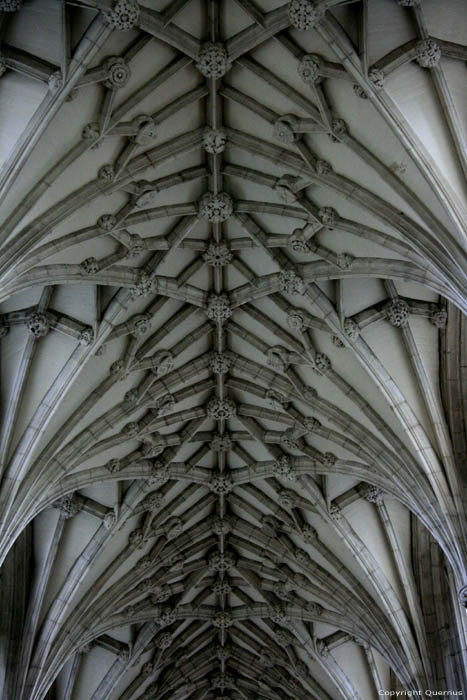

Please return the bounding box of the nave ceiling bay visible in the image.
[0,1,466,699]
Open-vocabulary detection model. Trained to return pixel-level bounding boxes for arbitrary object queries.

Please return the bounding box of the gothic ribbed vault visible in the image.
[0,1,466,699]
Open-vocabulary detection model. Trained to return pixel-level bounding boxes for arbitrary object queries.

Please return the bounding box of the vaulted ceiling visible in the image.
[0,1,466,700]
